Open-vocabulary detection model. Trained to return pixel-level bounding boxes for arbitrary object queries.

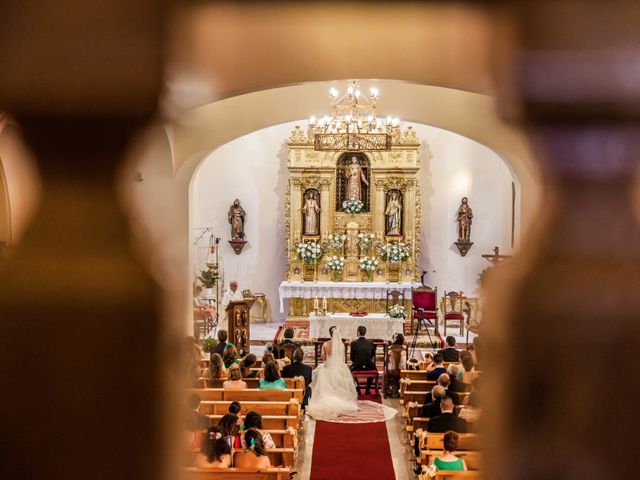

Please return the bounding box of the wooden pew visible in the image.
[400,369,430,381]
[434,472,481,480]
[184,467,294,480]
[421,433,481,451]
[207,415,298,430]
[189,388,304,403]
[402,390,470,405]
[233,448,295,468]
[206,377,303,389]
[421,451,482,471]
[199,400,299,417]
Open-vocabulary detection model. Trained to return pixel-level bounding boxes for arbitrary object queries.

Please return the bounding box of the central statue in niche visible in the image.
[344,155,369,201]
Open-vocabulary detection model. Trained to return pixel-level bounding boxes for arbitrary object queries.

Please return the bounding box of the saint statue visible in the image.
[228,198,246,239]
[344,155,369,201]
[302,190,321,235]
[385,191,402,236]
[456,197,473,241]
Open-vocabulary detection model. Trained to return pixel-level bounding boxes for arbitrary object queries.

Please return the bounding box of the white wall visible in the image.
[190,120,516,323]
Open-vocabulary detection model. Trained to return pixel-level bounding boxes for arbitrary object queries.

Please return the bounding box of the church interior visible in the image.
[1,2,640,480]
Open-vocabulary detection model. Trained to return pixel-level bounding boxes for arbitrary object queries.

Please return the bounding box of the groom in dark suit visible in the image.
[350,326,376,395]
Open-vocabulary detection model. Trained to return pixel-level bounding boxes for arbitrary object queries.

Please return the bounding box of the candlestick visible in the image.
[322,296,327,311]
[314,296,319,311]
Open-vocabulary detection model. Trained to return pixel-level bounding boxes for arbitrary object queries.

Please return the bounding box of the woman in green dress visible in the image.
[434,431,467,471]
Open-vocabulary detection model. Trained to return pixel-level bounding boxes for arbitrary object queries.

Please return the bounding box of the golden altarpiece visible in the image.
[280,82,423,320]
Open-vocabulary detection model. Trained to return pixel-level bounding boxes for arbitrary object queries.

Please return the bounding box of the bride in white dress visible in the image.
[306,327,396,422]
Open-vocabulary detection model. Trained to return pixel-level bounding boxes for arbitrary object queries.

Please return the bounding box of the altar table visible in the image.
[309,312,405,341]
[278,280,422,313]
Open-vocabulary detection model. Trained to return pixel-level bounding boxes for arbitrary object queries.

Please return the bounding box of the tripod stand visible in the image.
[409,309,435,360]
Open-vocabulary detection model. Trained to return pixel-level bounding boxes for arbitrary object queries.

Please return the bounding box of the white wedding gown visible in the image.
[306,329,396,422]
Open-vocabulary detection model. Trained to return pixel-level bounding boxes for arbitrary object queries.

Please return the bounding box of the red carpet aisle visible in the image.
[309,394,396,480]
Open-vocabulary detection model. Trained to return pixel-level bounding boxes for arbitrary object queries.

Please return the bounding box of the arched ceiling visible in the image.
[169,80,540,226]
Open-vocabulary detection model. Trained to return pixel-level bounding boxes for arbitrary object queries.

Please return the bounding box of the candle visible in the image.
[314,296,319,311]
[322,296,327,311]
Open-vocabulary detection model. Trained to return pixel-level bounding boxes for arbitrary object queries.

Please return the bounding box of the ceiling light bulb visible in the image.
[392,117,400,126]
[370,87,378,97]
[367,115,373,122]
[330,88,338,97]
[309,116,316,124]
[347,85,354,94]
[386,116,392,125]
[355,89,361,97]
[345,114,352,122]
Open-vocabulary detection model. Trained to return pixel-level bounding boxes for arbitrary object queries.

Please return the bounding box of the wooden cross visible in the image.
[481,246,512,265]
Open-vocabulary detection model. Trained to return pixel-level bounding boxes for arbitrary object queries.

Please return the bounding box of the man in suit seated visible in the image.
[277,327,300,359]
[350,326,376,395]
[420,385,446,419]
[282,347,313,407]
[424,373,461,405]
[427,396,467,433]
[426,353,447,381]
[437,336,460,362]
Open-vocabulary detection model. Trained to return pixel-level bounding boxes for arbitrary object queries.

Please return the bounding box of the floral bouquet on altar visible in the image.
[327,233,347,251]
[342,198,364,214]
[357,232,375,251]
[388,304,406,318]
[296,240,324,263]
[325,255,345,272]
[380,241,411,263]
[359,256,379,281]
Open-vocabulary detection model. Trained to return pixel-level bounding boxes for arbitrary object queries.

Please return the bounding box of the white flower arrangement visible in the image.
[359,256,379,272]
[388,304,406,318]
[327,233,347,250]
[342,198,364,214]
[325,255,345,272]
[357,232,376,250]
[380,241,411,263]
[295,240,324,263]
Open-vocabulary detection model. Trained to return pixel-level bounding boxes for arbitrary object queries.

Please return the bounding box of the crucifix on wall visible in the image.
[481,246,512,265]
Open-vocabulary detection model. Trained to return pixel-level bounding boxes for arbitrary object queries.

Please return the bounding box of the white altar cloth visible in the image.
[309,313,405,341]
[278,280,422,312]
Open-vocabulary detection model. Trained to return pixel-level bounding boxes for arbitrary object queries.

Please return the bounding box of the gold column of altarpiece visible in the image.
[283,124,423,319]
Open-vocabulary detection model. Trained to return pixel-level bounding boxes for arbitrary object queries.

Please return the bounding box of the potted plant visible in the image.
[198,265,219,298]
[201,337,218,353]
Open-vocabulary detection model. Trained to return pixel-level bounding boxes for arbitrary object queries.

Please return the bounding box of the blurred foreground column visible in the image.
[484,2,640,479]
[0,3,173,480]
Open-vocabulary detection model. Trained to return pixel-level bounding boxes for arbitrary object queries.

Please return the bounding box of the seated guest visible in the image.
[420,385,446,419]
[258,352,276,378]
[469,336,482,368]
[428,396,467,433]
[421,352,434,370]
[459,388,481,424]
[228,401,242,415]
[460,352,479,385]
[185,393,212,432]
[259,361,287,390]
[425,374,461,405]
[223,364,247,390]
[447,364,467,393]
[240,411,276,449]
[433,431,467,471]
[387,333,406,371]
[217,413,241,449]
[209,353,227,380]
[185,336,203,384]
[426,353,447,380]
[194,426,232,468]
[223,344,241,368]
[278,327,300,358]
[240,354,258,378]
[437,336,460,362]
[234,428,272,469]
[282,347,313,407]
[211,329,230,357]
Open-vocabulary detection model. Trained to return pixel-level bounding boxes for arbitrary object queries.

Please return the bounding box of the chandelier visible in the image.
[308,80,399,151]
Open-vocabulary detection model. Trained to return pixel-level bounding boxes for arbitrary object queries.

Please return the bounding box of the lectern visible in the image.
[225,300,254,354]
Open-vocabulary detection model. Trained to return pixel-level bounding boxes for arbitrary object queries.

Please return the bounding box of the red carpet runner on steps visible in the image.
[309,394,396,480]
